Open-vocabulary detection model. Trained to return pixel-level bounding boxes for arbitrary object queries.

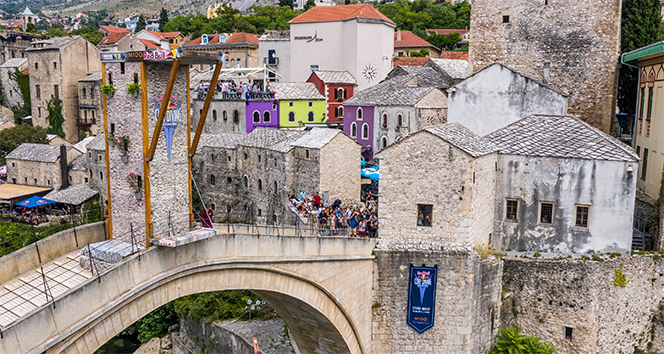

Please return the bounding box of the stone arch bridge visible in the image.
[0,223,375,354]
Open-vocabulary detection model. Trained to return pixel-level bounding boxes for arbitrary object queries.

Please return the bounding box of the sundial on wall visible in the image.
[362,64,377,82]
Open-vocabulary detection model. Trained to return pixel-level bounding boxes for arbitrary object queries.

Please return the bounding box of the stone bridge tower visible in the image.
[468,0,622,133]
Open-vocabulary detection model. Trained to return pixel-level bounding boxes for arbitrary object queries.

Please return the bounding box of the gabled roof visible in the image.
[623,40,664,65]
[393,57,429,67]
[78,72,102,82]
[455,63,567,97]
[185,33,226,46]
[289,4,394,25]
[291,128,342,149]
[45,184,97,205]
[272,82,325,100]
[86,135,106,151]
[311,70,357,85]
[73,136,96,154]
[98,32,129,46]
[384,66,450,89]
[0,58,27,68]
[6,143,69,163]
[69,154,87,171]
[394,31,439,50]
[344,68,447,106]
[426,58,468,80]
[222,32,259,46]
[439,51,468,60]
[27,36,80,51]
[99,25,130,34]
[485,115,639,162]
[139,38,161,50]
[22,7,34,16]
[199,128,347,154]
[145,30,181,39]
[425,123,497,158]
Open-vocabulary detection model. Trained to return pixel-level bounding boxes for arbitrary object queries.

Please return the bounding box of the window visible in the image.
[84,177,88,183]
[91,87,94,98]
[100,171,103,180]
[540,202,554,224]
[258,154,261,162]
[211,153,215,162]
[503,15,510,23]
[335,107,339,118]
[381,136,387,149]
[48,179,51,185]
[642,148,649,180]
[84,111,88,120]
[224,58,230,68]
[308,101,313,107]
[338,106,344,118]
[236,59,242,68]
[397,114,403,127]
[575,205,589,228]
[273,181,278,193]
[53,62,57,69]
[274,158,277,167]
[228,155,232,162]
[134,73,138,84]
[310,65,319,72]
[417,204,433,227]
[382,113,387,128]
[258,178,263,190]
[108,73,113,85]
[227,177,232,188]
[637,146,641,156]
[223,110,228,121]
[35,85,40,99]
[253,111,260,123]
[10,162,14,167]
[24,177,27,183]
[289,101,294,107]
[506,199,518,221]
[258,208,262,216]
[351,123,357,138]
[120,62,124,74]
[307,111,315,122]
[233,110,239,124]
[92,111,95,120]
[213,110,217,121]
[362,123,369,139]
[243,175,248,188]
[54,85,59,99]
[565,327,573,340]
[263,111,271,123]
[288,111,295,122]
[83,88,87,98]
[34,62,38,69]
[639,87,646,119]
[37,107,41,117]
[111,123,115,134]
[357,107,363,120]
[34,178,37,185]
[244,152,248,160]
[202,34,209,44]
[648,87,654,120]
[210,203,215,210]
[210,175,216,185]
[305,149,310,159]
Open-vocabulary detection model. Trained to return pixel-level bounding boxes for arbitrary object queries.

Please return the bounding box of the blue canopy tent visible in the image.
[15,196,57,208]
[361,166,379,181]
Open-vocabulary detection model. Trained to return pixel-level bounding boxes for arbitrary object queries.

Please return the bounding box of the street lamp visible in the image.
[244,299,268,321]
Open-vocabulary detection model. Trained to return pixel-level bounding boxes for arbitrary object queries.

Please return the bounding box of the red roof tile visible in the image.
[393,57,430,67]
[439,51,468,60]
[289,4,394,25]
[98,32,129,45]
[394,30,438,50]
[223,32,259,45]
[145,30,181,39]
[99,25,130,34]
[139,38,161,50]
[426,29,468,36]
[185,33,224,46]
[21,68,28,75]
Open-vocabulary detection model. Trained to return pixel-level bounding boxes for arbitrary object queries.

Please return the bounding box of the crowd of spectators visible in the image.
[288,190,378,238]
[195,80,273,99]
[0,205,67,225]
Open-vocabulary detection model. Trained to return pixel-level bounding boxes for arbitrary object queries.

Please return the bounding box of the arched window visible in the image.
[224,58,230,68]
[307,111,315,122]
[382,113,388,128]
[233,110,239,123]
[223,110,228,121]
[273,181,278,193]
[381,136,387,149]
[338,106,344,118]
[236,59,242,68]
[210,174,216,185]
[213,110,217,121]
[357,107,363,120]
[288,111,295,122]
[258,178,263,190]
[202,34,209,44]
[243,175,248,188]
[263,111,271,123]
[397,113,403,127]
[335,107,339,118]
[253,111,260,123]
[351,122,357,138]
[362,123,369,139]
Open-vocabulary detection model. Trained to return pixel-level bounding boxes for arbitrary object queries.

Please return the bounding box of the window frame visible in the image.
[253,110,260,123]
[505,198,518,221]
[351,122,357,138]
[417,204,433,227]
[642,148,649,181]
[307,111,315,122]
[357,107,363,120]
[539,201,554,225]
[574,204,590,229]
[263,110,271,123]
[288,111,295,122]
[361,123,369,139]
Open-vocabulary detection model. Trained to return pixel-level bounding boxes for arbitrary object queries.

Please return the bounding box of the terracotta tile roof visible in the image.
[289,4,394,25]
[98,32,128,45]
[439,51,468,60]
[145,30,181,39]
[426,29,468,36]
[223,32,259,45]
[99,25,130,34]
[393,57,430,67]
[21,68,28,74]
[185,33,224,46]
[139,38,161,50]
[394,31,438,49]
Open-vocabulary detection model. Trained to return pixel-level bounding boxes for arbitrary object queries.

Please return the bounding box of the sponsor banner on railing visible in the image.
[407,264,437,333]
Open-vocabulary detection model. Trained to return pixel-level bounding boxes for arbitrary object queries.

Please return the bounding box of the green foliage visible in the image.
[0,73,5,107]
[0,219,72,257]
[25,22,37,33]
[10,68,31,124]
[46,23,69,37]
[614,266,631,287]
[618,0,663,116]
[135,15,147,32]
[0,124,47,165]
[375,0,470,33]
[101,84,116,94]
[126,83,140,95]
[305,0,316,10]
[279,0,294,8]
[409,48,430,57]
[489,326,557,354]
[427,32,462,51]
[122,303,179,344]
[173,290,273,322]
[159,8,169,32]
[46,96,65,138]
[72,26,104,45]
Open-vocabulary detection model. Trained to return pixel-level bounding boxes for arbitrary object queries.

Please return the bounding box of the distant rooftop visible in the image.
[272,82,325,101]
[311,70,357,85]
[425,123,497,158]
[78,72,102,82]
[0,58,27,68]
[6,143,70,163]
[260,30,290,41]
[289,4,394,25]
[27,36,80,51]
[394,30,439,50]
[427,58,468,80]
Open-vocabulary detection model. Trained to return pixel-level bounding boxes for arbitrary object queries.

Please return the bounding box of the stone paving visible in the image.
[0,250,92,328]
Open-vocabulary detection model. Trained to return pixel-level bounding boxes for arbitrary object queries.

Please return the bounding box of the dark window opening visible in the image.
[540,202,553,224]
[223,111,228,121]
[257,208,262,217]
[120,62,125,74]
[308,111,315,122]
[227,177,232,188]
[289,112,295,122]
[233,110,239,124]
[642,148,649,180]
[648,87,654,120]
[503,15,510,23]
[243,176,248,188]
[640,87,646,119]
[244,152,248,160]
[565,327,573,340]
[213,110,217,121]
[575,205,589,228]
[263,111,271,123]
[253,111,260,123]
[506,199,518,221]
[134,73,139,84]
[273,181,277,193]
[110,123,116,134]
[417,204,433,227]
[305,149,310,159]
[258,179,263,190]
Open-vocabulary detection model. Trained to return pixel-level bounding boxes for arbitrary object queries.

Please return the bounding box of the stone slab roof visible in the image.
[485,115,639,162]
[241,128,305,152]
[198,132,247,150]
[69,154,87,171]
[73,136,96,153]
[312,71,357,85]
[78,72,102,82]
[272,82,325,101]
[86,135,106,151]
[45,184,97,205]
[425,123,497,158]
[291,128,341,149]
[27,36,79,51]
[6,143,69,163]
[427,58,468,80]
[344,75,440,106]
[0,58,27,68]
[200,128,345,153]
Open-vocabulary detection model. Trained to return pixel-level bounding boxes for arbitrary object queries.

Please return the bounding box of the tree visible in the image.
[135,15,147,32]
[618,0,663,116]
[159,8,168,32]
[427,32,462,51]
[279,0,294,7]
[25,22,36,33]
[46,96,65,138]
[10,68,30,124]
[489,326,557,354]
[305,0,316,10]
[72,26,103,45]
[0,124,48,165]
[409,48,430,57]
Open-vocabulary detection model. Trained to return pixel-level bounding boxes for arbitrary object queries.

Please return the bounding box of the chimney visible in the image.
[60,145,69,190]
[396,29,401,42]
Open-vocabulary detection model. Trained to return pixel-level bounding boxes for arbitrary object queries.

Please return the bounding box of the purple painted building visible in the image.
[343,105,374,159]
[245,94,279,133]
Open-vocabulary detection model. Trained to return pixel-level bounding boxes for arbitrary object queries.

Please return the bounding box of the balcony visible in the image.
[77,118,96,125]
[195,90,275,101]
[263,57,279,66]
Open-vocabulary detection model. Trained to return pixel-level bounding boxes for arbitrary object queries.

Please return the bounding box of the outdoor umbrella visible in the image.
[15,196,57,208]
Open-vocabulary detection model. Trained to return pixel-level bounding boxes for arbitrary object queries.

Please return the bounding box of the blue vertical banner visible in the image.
[407,264,437,333]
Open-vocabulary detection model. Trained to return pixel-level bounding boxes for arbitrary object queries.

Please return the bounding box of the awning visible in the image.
[0,165,6,176]
[0,184,52,202]
[45,184,98,205]
[15,195,57,208]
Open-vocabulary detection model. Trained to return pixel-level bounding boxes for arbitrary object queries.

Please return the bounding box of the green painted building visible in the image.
[273,82,326,127]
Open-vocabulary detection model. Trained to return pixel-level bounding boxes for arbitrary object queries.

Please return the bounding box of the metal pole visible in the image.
[227,206,230,234]
[71,205,78,248]
[130,222,135,254]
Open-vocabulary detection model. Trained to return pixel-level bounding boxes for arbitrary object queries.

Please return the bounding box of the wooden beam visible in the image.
[146,58,181,162]
[189,61,222,157]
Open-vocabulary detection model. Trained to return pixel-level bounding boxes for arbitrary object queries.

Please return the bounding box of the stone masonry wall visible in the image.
[190,98,245,134]
[319,133,361,206]
[502,255,664,354]
[470,153,497,248]
[372,249,503,354]
[468,0,622,133]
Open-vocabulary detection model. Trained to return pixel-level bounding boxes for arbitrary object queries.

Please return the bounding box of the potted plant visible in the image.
[127,173,142,200]
[126,83,140,98]
[101,83,116,99]
[107,133,115,147]
[116,135,129,162]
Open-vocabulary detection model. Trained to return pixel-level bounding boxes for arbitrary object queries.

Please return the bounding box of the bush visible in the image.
[489,326,557,354]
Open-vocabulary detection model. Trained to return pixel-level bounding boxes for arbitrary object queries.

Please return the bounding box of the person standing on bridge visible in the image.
[201,205,213,228]
[313,192,321,209]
